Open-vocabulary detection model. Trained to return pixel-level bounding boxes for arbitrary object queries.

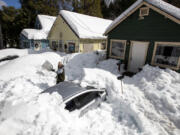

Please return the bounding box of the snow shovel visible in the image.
[42,60,55,72]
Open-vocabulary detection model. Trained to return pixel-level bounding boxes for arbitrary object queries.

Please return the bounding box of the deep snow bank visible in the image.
[0,52,62,81]
[0,49,180,135]
[0,49,28,59]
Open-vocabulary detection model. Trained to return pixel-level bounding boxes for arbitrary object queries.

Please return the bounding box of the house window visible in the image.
[110,40,126,59]
[52,41,58,50]
[59,40,63,49]
[139,7,149,17]
[58,40,64,52]
[152,42,180,70]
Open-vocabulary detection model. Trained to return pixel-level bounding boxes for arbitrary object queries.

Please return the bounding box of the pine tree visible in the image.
[0,0,60,48]
[163,0,180,8]
[0,23,3,49]
[101,0,180,19]
[101,0,136,19]
[20,0,59,27]
[0,6,19,47]
[73,0,103,18]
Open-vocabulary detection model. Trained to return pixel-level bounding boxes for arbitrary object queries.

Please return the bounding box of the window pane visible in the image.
[65,92,99,111]
[141,9,148,15]
[59,40,63,49]
[154,44,180,67]
[52,41,58,50]
[111,41,125,58]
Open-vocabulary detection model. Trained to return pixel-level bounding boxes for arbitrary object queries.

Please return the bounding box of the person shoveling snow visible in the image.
[56,61,65,84]
[42,60,65,84]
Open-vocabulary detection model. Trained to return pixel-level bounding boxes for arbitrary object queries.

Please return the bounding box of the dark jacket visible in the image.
[56,67,65,83]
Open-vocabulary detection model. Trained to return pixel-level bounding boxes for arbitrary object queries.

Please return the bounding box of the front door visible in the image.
[128,41,149,72]
[83,43,94,52]
[68,42,75,53]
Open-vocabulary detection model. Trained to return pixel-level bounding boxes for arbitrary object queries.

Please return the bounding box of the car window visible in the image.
[65,91,99,112]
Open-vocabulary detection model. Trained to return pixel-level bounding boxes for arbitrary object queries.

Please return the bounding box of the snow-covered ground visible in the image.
[0,49,179,135]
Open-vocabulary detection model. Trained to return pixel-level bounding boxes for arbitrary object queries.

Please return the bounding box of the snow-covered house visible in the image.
[48,10,112,53]
[20,15,56,51]
[105,0,180,73]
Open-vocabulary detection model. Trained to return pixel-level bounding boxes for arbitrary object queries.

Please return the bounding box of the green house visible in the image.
[105,0,180,73]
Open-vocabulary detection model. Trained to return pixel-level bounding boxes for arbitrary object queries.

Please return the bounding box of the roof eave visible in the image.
[143,1,180,24]
[105,0,180,35]
[104,1,144,35]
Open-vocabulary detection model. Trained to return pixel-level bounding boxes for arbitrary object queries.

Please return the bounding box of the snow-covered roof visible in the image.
[105,0,180,35]
[59,10,113,39]
[21,15,56,40]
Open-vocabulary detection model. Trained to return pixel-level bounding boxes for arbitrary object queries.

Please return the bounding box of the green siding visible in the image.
[107,6,180,72]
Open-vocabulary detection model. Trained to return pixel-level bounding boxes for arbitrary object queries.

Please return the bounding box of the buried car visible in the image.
[42,81,106,115]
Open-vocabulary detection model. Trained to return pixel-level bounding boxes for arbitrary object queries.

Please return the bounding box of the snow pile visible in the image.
[0,52,62,81]
[0,92,72,135]
[97,59,121,75]
[121,65,180,135]
[21,15,56,40]
[0,49,180,135]
[64,51,106,81]
[60,10,112,39]
[126,66,180,131]
[0,48,28,59]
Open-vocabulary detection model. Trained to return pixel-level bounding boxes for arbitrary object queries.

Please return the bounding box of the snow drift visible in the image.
[0,49,180,135]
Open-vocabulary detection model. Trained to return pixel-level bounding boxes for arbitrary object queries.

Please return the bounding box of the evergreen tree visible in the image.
[101,0,136,19]
[0,0,60,48]
[0,6,19,47]
[20,0,59,28]
[58,0,73,10]
[101,0,180,19]
[0,23,3,49]
[73,0,103,18]
[163,0,180,8]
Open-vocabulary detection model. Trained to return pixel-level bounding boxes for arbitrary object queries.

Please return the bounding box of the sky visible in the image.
[0,0,21,9]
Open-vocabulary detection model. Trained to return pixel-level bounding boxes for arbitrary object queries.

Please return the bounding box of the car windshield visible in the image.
[65,91,99,112]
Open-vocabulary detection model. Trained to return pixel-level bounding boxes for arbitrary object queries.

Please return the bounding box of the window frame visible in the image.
[109,39,127,59]
[151,42,180,70]
[59,40,63,48]
[52,40,58,45]
[139,7,149,17]
[65,91,99,111]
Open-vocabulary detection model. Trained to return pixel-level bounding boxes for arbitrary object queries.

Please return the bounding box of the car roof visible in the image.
[42,81,104,102]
